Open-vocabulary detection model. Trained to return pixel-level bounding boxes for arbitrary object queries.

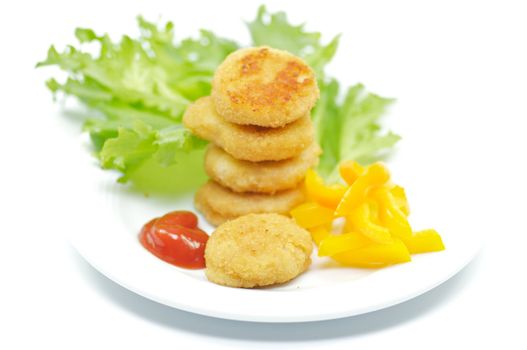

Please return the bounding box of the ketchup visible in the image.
[139,211,209,269]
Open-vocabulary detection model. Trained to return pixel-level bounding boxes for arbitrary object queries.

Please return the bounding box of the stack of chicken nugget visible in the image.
[183,46,321,226]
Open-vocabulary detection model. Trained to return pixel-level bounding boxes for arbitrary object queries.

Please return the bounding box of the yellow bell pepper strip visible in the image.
[294,161,444,269]
[318,232,372,257]
[343,201,385,237]
[346,202,393,244]
[334,162,390,217]
[390,185,410,216]
[331,238,411,267]
[367,200,382,223]
[404,229,445,254]
[309,226,331,246]
[343,215,356,233]
[290,202,334,229]
[339,160,364,185]
[305,169,347,209]
[374,186,413,239]
[384,210,413,240]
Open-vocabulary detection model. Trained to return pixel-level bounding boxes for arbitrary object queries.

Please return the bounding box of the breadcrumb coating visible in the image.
[194,180,306,226]
[205,213,313,288]
[212,46,319,127]
[204,142,320,194]
[183,96,313,161]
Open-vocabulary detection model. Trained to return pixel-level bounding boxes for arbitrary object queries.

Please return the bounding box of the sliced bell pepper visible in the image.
[374,186,413,239]
[381,208,413,240]
[346,202,393,244]
[309,226,331,246]
[331,238,411,267]
[305,169,347,209]
[335,162,390,217]
[390,184,410,216]
[318,232,372,257]
[404,229,445,254]
[295,162,444,269]
[290,202,335,229]
[339,160,364,185]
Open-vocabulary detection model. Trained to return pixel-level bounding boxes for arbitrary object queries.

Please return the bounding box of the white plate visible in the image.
[67,134,480,323]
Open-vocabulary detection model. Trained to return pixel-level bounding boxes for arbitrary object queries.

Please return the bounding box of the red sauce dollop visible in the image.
[139,211,209,269]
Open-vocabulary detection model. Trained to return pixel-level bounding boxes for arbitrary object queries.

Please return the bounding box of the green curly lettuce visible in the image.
[313,80,400,182]
[247,5,340,79]
[37,5,399,193]
[37,17,237,193]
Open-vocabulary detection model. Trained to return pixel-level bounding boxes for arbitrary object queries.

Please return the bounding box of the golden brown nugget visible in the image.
[205,213,313,288]
[194,194,236,227]
[212,46,319,127]
[183,96,314,162]
[194,180,306,226]
[204,142,321,194]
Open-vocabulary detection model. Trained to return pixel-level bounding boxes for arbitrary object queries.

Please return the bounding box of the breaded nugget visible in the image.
[205,142,321,194]
[212,47,319,127]
[194,180,306,226]
[205,213,313,288]
[194,197,236,227]
[183,96,314,161]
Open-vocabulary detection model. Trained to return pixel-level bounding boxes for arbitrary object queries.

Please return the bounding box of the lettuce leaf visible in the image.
[314,80,400,182]
[247,5,340,79]
[248,6,399,182]
[37,17,237,193]
[38,6,399,193]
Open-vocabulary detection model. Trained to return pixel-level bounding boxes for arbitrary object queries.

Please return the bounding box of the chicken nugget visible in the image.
[205,142,321,194]
[183,96,314,161]
[212,46,319,127]
[194,180,306,226]
[194,193,237,227]
[205,213,313,288]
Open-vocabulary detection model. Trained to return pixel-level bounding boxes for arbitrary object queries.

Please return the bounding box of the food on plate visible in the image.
[205,214,312,288]
[325,236,411,268]
[305,169,348,209]
[335,163,390,217]
[204,142,321,194]
[212,46,319,127]
[291,160,445,268]
[139,211,209,269]
[289,202,334,229]
[403,229,445,254]
[39,6,400,193]
[183,96,314,162]
[194,180,306,226]
[38,4,449,294]
[193,198,232,228]
[186,46,320,226]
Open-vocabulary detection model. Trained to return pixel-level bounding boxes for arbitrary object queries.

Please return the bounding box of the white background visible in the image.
[1,0,526,349]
